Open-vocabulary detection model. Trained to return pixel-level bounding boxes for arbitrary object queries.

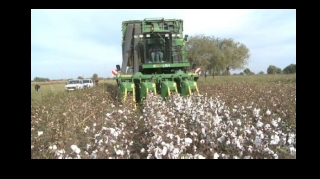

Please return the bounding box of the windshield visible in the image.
[68,80,81,84]
[83,80,90,83]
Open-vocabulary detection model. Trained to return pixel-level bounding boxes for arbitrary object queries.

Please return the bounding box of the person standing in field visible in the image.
[35,84,40,91]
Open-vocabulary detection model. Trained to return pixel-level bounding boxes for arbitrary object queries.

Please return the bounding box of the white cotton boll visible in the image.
[270,134,280,145]
[273,153,278,159]
[234,127,238,132]
[156,136,162,143]
[254,136,262,148]
[253,108,260,117]
[289,146,296,155]
[217,135,225,143]
[271,119,278,127]
[185,138,192,146]
[109,128,115,134]
[193,145,197,152]
[155,147,162,159]
[176,135,181,145]
[173,148,180,156]
[194,154,205,159]
[166,133,173,139]
[256,121,263,128]
[233,156,239,159]
[93,123,96,127]
[55,149,66,157]
[118,110,123,114]
[49,145,57,151]
[84,126,90,133]
[266,109,271,115]
[201,128,206,136]
[220,154,225,159]
[146,154,153,159]
[190,131,197,136]
[181,153,193,159]
[116,150,124,156]
[162,146,168,155]
[245,129,251,135]
[141,148,145,153]
[86,144,91,150]
[213,153,219,159]
[75,147,81,154]
[236,119,242,126]
[113,131,119,137]
[277,118,281,123]
[71,145,78,151]
[264,124,271,130]
[234,139,242,149]
[243,156,252,159]
[161,141,166,146]
[256,130,264,139]
[200,139,205,145]
[38,131,43,136]
[225,139,231,146]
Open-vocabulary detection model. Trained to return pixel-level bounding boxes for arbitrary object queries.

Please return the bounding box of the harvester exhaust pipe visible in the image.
[133,23,141,74]
[121,24,134,74]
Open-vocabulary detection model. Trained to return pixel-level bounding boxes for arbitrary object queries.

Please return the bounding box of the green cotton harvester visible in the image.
[115,18,200,108]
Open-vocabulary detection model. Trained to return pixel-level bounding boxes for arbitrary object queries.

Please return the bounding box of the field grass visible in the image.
[31,74,296,159]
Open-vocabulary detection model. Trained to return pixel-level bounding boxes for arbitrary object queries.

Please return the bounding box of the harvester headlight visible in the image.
[177,34,181,37]
[134,35,138,38]
[172,34,176,37]
[146,34,150,37]
[151,26,154,31]
[139,35,143,38]
[165,34,169,37]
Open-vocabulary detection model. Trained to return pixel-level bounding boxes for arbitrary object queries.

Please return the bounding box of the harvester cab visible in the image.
[115,18,199,108]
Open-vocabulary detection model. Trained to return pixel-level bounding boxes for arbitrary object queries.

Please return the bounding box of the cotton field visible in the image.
[31,76,296,159]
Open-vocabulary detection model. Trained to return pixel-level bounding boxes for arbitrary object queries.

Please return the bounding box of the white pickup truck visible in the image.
[65,79,84,91]
[82,79,94,88]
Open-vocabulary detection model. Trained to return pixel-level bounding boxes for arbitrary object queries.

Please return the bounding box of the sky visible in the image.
[31,9,296,80]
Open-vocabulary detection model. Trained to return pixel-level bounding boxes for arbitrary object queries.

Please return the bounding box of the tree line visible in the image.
[33,73,100,82]
[239,64,296,75]
[33,77,50,82]
[186,34,295,78]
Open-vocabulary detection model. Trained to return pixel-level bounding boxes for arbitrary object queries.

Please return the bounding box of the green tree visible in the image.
[92,73,98,81]
[283,64,296,74]
[33,77,50,82]
[258,71,265,75]
[267,65,282,74]
[276,67,282,74]
[77,76,84,79]
[186,34,250,78]
[243,68,251,75]
[218,38,250,75]
[186,34,217,81]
